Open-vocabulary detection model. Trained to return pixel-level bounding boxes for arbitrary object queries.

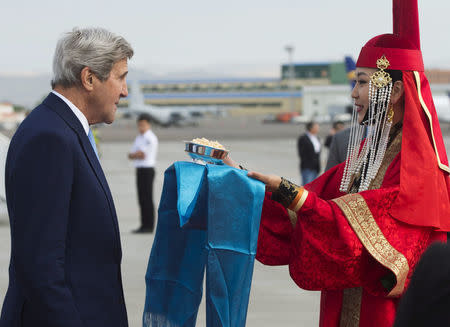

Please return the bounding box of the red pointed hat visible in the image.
[357,0,423,71]
[357,0,450,231]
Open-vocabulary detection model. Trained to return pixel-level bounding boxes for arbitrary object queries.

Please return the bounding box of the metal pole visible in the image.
[285,45,295,112]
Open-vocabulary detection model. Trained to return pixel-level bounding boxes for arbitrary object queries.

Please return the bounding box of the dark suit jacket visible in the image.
[325,127,351,171]
[297,133,320,172]
[0,93,128,327]
[394,242,450,327]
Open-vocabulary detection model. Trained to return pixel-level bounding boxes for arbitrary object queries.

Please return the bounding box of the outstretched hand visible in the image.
[247,171,281,192]
[222,155,281,192]
[223,154,240,169]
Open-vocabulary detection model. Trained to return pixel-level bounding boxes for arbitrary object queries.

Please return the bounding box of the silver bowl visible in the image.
[184,141,229,165]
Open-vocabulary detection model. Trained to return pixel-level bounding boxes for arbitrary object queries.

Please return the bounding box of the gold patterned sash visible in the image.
[339,288,363,327]
[332,194,409,298]
[333,127,406,326]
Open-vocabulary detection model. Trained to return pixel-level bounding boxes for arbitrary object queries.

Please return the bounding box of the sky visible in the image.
[1,0,450,78]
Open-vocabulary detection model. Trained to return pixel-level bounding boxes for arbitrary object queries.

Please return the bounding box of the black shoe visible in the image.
[132,227,153,234]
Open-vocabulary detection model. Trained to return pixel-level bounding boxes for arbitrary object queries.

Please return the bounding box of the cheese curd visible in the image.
[191,138,226,150]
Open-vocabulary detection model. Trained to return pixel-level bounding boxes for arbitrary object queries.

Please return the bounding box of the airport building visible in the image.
[119,61,351,116]
[139,77,303,113]
[122,61,450,118]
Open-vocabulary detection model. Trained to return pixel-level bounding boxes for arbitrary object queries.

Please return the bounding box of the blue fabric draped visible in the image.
[143,161,265,327]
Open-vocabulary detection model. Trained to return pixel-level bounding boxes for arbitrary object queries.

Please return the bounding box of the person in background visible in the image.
[297,121,320,184]
[128,113,158,233]
[393,242,450,326]
[0,27,133,327]
[324,120,345,149]
[325,127,351,171]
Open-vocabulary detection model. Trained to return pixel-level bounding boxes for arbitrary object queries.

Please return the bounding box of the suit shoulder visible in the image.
[10,106,76,153]
[335,128,351,139]
[16,105,73,138]
[23,103,67,126]
[299,134,312,143]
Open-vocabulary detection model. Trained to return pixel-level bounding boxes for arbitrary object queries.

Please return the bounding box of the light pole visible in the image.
[285,45,295,112]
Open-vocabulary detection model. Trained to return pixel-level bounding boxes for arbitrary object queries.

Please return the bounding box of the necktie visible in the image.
[88,128,99,159]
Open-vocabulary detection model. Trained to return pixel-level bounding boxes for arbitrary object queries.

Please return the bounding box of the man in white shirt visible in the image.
[128,113,158,233]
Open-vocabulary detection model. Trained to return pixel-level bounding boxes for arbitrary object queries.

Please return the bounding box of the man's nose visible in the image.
[122,82,129,97]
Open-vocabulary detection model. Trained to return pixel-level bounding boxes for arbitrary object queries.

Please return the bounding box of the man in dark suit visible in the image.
[325,127,351,171]
[0,27,133,327]
[297,121,321,184]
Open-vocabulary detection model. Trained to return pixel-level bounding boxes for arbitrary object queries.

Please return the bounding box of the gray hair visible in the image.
[51,27,134,88]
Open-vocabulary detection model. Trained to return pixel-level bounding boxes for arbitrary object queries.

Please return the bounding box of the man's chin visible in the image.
[105,111,116,124]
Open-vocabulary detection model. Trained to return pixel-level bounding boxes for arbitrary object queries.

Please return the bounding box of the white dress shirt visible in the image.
[131,129,158,168]
[306,132,321,153]
[52,90,89,136]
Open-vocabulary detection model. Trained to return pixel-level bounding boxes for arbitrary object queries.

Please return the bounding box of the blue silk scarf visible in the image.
[143,161,265,327]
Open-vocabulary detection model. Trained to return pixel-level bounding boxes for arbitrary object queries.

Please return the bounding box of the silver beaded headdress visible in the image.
[340,55,395,193]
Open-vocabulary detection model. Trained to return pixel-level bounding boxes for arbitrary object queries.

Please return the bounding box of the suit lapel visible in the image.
[306,134,316,153]
[43,93,121,252]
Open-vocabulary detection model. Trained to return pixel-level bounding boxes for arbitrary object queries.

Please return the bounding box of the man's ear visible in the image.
[80,67,94,91]
[390,80,405,105]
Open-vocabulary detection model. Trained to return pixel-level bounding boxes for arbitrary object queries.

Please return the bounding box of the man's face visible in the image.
[137,120,150,134]
[310,123,319,135]
[335,122,345,132]
[351,67,377,124]
[90,58,129,124]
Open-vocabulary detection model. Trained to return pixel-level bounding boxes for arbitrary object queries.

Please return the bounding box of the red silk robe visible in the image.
[256,149,446,327]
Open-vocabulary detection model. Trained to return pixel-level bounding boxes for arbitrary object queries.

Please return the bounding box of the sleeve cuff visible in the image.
[271,177,309,211]
[289,187,309,212]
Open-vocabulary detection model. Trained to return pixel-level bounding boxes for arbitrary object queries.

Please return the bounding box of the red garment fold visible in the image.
[256,158,446,327]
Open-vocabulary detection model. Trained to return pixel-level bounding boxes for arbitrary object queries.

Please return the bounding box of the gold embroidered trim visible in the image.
[287,209,298,228]
[332,193,409,297]
[340,287,362,327]
[413,71,450,173]
[369,130,402,190]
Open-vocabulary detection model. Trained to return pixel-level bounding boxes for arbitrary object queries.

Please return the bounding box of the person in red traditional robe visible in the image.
[225,1,450,326]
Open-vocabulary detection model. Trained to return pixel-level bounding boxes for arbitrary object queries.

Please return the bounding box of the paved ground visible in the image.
[102,139,321,327]
[1,116,450,326]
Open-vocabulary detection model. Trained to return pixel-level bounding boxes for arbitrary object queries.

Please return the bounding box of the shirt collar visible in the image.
[51,90,89,135]
[306,132,318,139]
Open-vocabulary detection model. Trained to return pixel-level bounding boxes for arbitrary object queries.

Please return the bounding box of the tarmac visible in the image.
[1,115,450,326]
[102,137,321,327]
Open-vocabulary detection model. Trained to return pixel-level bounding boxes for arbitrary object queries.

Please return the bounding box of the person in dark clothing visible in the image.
[324,120,345,149]
[0,27,133,327]
[297,121,320,184]
[394,242,450,327]
[325,127,351,171]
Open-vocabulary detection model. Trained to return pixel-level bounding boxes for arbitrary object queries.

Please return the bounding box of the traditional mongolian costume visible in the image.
[256,0,450,326]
